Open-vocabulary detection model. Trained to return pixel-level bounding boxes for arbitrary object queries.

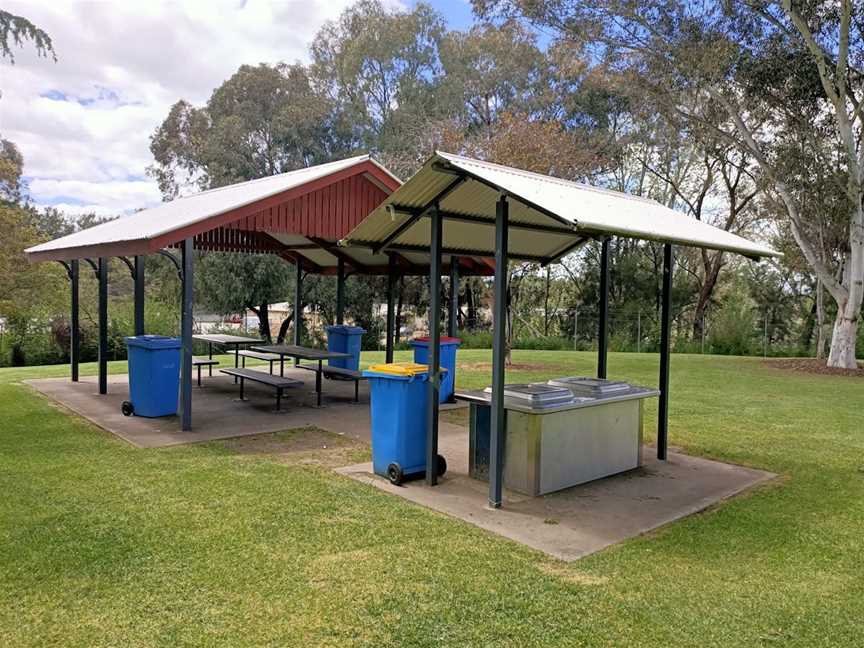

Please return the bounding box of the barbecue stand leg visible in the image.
[197,364,202,387]
[208,343,213,376]
[276,388,282,411]
[354,380,359,403]
[316,360,322,407]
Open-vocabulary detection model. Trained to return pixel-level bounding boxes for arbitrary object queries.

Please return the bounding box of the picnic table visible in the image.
[251,344,352,407]
[193,334,263,380]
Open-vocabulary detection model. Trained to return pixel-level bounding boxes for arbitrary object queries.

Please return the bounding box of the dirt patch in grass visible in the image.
[763,358,863,378]
[536,562,609,586]
[218,426,369,468]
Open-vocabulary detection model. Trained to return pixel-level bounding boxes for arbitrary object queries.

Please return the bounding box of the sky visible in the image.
[1,0,476,220]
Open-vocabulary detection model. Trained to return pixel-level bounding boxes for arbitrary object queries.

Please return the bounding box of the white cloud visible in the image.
[0,0,366,221]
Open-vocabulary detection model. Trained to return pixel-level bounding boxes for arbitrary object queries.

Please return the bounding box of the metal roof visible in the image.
[25,155,402,263]
[341,151,780,261]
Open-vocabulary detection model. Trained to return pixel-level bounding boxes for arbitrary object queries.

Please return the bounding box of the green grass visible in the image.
[1,350,862,647]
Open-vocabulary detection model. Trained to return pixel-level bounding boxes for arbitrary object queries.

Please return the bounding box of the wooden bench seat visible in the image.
[237,349,282,374]
[298,364,366,402]
[220,368,303,410]
[192,357,219,386]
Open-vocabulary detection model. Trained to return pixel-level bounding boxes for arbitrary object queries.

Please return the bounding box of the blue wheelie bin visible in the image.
[362,362,447,485]
[409,336,461,403]
[326,325,366,371]
[121,335,181,418]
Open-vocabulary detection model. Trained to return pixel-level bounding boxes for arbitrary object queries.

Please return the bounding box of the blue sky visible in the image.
[1,0,483,219]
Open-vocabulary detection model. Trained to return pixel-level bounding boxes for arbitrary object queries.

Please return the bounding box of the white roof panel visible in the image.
[26,155,400,262]
[342,152,780,260]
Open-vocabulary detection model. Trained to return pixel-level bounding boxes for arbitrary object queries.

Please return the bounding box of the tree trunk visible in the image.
[394,277,404,345]
[692,252,723,340]
[827,309,859,368]
[256,302,271,342]
[815,279,826,360]
[465,281,477,330]
[276,314,294,344]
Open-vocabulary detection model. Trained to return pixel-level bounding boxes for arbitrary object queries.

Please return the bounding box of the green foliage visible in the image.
[197,252,293,337]
[311,0,446,153]
[707,283,757,356]
[0,9,55,63]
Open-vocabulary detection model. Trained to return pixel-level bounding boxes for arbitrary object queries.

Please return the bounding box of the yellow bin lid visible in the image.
[365,362,429,376]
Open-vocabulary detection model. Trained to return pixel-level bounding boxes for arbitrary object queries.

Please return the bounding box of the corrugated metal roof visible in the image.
[342,151,780,260]
[25,155,401,262]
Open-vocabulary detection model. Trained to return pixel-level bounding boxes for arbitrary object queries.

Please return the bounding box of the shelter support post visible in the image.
[133,255,145,336]
[180,238,194,431]
[97,257,108,395]
[70,260,80,382]
[293,265,303,366]
[448,257,459,338]
[597,237,610,379]
[425,205,442,486]
[489,195,509,508]
[657,243,673,460]
[386,255,397,363]
[336,257,345,326]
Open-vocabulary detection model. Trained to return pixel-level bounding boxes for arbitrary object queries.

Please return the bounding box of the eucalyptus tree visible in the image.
[311,0,446,155]
[149,62,343,337]
[474,0,864,367]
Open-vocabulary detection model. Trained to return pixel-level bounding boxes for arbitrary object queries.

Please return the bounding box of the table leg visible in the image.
[233,345,239,383]
[316,359,322,407]
[280,357,284,377]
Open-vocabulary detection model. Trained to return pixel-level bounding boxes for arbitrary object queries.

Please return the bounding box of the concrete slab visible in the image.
[28,372,775,562]
[337,448,775,562]
[25,370,374,448]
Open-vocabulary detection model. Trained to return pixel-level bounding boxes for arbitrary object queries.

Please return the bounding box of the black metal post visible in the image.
[293,264,302,366]
[70,260,80,382]
[489,195,509,508]
[448,257,459,338]
[133,255,145,335]
[597,237,610,379]
[336,257,345,325]
[180,238,194,431]
[97,257,108,395]
[426,204,442,486]
[657,243,673,460]
[386,254,396,363]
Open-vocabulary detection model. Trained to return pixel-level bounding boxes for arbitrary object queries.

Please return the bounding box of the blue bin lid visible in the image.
[124,335,182,350]
[326,325,367,334]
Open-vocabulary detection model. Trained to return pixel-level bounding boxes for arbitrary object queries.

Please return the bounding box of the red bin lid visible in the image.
[414,336,461,343]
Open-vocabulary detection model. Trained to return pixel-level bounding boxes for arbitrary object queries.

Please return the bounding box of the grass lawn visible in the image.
[1,350,862,647]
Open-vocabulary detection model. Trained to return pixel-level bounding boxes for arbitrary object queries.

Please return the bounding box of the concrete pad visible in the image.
[25,370,373,448]
[28,373,775,561]
[337,447,775,562]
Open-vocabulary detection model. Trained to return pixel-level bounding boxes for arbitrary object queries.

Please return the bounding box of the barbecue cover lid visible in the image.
[546,376,631,395]
[483,383,575,407]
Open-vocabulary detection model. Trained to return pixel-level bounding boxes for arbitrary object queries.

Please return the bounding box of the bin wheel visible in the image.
[121,401,134,417]
[436,454,447,477]
[386,463,404,486]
